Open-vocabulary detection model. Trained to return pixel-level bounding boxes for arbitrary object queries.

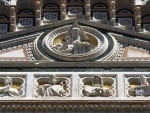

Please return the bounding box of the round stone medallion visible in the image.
[35,22,118,61]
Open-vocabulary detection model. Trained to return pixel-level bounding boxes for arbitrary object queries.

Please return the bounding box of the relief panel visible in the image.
[0,24,8,34]
[125,74,150,97]
[118,18,133,26]
[79,74,116,97]
[0,75,26,97]
[34,74,71,97]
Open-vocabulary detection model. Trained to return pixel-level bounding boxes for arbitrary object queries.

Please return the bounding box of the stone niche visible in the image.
[125,74,150,97]
[79,74,116,97]
[0,75,26,97]
[34,74,71,97]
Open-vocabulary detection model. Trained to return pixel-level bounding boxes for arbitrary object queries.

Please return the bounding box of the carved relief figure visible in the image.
[0,76,24,97]
[0,0,10,6]
[54,21,95,54]
[36,75,70,97]
[128,75,150,96]
[82,76,114,97]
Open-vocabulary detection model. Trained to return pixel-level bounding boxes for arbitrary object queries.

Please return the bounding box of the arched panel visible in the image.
[117,9,133,27]
[92,3,108,24]
[67,0,84,19]
[43,3,59,22]
[142,15,150,32]
[17,9,35,28]
[0,15,9,34]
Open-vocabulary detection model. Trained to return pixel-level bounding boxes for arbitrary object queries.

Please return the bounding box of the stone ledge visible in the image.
[0,101,150,112]
[0,61,149,68]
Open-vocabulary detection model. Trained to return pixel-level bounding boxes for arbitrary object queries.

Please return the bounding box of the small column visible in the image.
[134,6,142,32]
[10,6,16,32]
[60,0,67,20]
[35,0,41,26]
[84,0,91,20]
[109,0,116,26]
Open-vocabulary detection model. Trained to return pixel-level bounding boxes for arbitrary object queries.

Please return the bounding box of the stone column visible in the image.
[109,0,116,26]
[60,0,67,20]
[10,6,16,32]
[84,0,91,20]
[134,6,142,32]
[35,0,41,26]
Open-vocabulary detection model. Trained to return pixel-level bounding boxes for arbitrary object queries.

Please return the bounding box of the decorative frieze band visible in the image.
[0,101,150,112]
[0,72,150,99]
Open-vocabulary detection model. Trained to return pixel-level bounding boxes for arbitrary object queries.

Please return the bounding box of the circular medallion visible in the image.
[35,21,118,61]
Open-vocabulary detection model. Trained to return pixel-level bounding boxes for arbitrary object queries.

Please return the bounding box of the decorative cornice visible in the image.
[0,61,149,68]
[0,101,150,112]
[0,19,149,43]
[111,33,150,49]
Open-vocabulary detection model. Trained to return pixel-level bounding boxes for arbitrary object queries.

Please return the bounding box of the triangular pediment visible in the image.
[0,19,149,66]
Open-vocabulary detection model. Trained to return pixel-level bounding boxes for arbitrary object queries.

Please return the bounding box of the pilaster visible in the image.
[10,6,16,32]
[109,0,116,26]
[72,73,79,97]
[60,0,67,20]
[134,6,142,32]
[84,0,91,20]
[35,0,42,26]
[117,73,125,98]
[26,73,34,97]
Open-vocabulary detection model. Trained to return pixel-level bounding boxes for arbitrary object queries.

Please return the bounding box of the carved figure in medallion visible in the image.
[82,76,114,97]
[36,75,69,97]
[54,21,95,54]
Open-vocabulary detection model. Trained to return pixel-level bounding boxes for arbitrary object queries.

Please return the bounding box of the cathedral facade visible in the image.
[0,0,150,113]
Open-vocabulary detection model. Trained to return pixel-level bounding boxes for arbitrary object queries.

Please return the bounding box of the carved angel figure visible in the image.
[0,76,24,97]
[36,76,69,97]
[82,76,114,97]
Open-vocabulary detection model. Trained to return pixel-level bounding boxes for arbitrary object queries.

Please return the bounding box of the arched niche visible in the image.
[142,15,150,32]
[92,3,108,24]
[43,3,59,22]
[17,9,35,28]
[67,0,84,19]
[117,9,133,28]
[0,15,9,34]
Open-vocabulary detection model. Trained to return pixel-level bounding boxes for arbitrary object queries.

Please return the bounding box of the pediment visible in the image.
[0,19,149,65]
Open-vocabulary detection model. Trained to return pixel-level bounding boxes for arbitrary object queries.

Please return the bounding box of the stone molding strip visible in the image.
[0,61,149,68]
[0,101,150,112]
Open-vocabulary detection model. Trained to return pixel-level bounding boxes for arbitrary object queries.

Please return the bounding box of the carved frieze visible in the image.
[34,74,71,97]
